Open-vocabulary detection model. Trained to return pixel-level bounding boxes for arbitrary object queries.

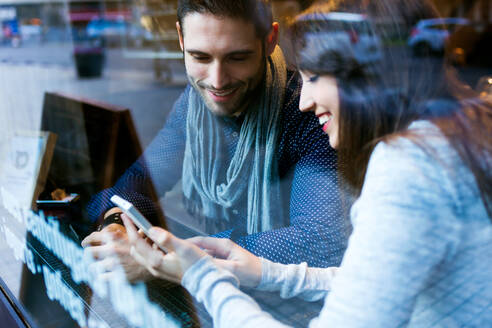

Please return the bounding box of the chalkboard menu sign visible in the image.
[41,92,143,195]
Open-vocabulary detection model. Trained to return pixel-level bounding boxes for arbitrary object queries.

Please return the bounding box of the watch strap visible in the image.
[98,212,124,231]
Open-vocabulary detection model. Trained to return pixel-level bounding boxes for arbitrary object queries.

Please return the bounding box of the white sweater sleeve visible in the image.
[182,256,290,328]
[257,258,336,301]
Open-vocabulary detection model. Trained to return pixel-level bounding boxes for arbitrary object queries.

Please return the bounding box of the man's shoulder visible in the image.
[286,68,301,96]
[279,68,302,114]
[167,84,192,120]
[279,69,311,121]
[160,85,192,128]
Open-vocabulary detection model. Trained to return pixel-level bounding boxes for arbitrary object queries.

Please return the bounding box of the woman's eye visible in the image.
[308,75,320,83]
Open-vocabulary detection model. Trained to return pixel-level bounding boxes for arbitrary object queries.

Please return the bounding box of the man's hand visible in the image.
[122,214,208,284]
[81,223,153,282]
[187,236,262,287]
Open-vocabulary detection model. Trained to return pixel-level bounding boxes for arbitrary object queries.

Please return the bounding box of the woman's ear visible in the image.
[265,22,279,56]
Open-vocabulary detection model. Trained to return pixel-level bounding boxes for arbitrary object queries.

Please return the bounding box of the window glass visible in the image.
[1,1,491,327]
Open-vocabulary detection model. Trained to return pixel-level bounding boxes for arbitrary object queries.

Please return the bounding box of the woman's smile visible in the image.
[317,112,334,133]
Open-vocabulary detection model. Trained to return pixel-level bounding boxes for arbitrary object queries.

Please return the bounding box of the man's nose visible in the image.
[208,61,230,90]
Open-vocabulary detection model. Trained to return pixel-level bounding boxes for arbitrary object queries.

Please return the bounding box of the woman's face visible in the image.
[299,71,340,149]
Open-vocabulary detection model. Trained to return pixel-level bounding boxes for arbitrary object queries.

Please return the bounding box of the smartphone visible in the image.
[110,195,166,252]
[110,195,153,233]
[111,195,167,253]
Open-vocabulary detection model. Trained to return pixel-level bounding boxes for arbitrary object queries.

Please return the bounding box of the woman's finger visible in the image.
[123,215,170,253]
[187,236,234,259]
[148,227,175,253]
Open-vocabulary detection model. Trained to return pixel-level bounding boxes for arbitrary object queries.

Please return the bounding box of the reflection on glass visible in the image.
[0,0,491,327]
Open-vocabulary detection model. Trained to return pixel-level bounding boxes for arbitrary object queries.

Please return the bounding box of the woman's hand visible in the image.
[188,236,262,288]
[122,214,208,284]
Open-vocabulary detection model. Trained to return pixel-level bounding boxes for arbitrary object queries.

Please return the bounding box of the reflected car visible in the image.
[408,17,470,56]
[86,18,153,47]
[296,12,383,68]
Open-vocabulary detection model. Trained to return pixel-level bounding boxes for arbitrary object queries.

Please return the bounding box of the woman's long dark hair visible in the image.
[289,0,492,219]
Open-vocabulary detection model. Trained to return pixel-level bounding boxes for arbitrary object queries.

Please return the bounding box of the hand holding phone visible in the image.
[110,195,167,253]
[110,195,152,234]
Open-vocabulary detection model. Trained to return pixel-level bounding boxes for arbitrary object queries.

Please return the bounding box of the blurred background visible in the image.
[1,0,490,139]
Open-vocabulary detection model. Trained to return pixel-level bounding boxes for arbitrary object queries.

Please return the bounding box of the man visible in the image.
[82,0,349,278]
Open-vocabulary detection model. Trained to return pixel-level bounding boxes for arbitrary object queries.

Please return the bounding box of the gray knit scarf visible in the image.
[182,46,287,234]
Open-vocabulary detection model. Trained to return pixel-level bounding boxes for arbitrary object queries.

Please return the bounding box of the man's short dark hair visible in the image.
[177,0,273,39]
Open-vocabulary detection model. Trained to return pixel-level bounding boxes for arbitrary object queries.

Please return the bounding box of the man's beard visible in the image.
[185,57,267,117]
[195,79,247,116]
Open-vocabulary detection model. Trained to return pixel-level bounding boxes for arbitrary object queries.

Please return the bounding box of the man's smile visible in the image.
[207,87,239,102]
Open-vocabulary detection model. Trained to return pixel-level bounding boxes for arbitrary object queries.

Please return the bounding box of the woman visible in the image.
[123,0,492,326]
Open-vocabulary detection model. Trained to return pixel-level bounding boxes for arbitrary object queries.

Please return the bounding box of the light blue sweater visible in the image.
[182,122,492,327]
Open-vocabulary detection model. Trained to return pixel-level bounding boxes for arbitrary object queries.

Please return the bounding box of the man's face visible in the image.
[177,13,271,117]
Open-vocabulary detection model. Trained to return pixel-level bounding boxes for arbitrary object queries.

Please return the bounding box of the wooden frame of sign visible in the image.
[41,92,143,192]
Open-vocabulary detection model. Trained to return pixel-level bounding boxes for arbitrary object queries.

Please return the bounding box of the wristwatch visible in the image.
[98,212,124,231]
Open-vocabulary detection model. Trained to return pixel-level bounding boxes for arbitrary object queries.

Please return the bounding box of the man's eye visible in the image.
[192,55,210,61]
[229,56,248,62]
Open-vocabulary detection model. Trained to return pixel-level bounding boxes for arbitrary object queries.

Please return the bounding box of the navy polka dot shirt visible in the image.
[87,71,350,268]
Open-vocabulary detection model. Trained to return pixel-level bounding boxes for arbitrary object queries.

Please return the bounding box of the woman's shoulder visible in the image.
[407,119,438,132]
[373,120,455,167]
[367,120,481,212]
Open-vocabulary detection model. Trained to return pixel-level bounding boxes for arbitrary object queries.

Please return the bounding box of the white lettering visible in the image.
[1,187,181,328]
[42,266,87,327]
